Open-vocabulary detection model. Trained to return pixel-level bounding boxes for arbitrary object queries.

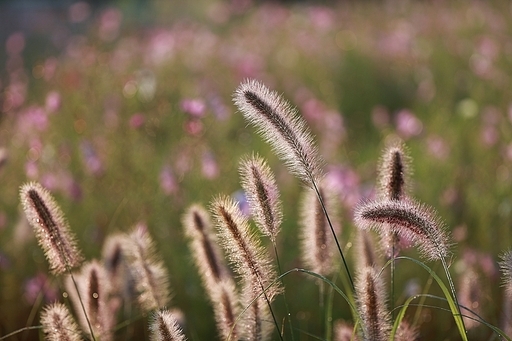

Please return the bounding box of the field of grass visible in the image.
[2,1,512,340]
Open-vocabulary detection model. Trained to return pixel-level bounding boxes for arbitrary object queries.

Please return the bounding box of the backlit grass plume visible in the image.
[233,79,323,186]
[211,279,241,341]
[354,199,450,261]
[378,140,410,202]
[40,303,83,341]
[20,182,83,275]
[355,266,391,341]
[210,195,281,301]
[210,195,282,339]
[65,260,114,341]
[123,224,171,312]
[300,185,339,276]
[239,154,282,243]
[182,204,230,292]
[149,309,187,341]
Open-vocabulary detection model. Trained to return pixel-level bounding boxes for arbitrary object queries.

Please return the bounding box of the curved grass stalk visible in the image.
[395,256,467,341]
[392,296,512,341]
[228,268,360,341]
[0,326,43,340]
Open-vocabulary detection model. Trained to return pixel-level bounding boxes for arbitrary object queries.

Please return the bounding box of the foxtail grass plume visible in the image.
[355,266,391,341]
[182,204,229,289]
[378,140,411,201]
[239,154,282,243]
[234,79,323,186]
[355,230,379,270]
[211,195,281,340]
[149,309,187,341]
[394,320,419,341]
[20,182,83,274]
[499,251,512,297]
[334,320,359,341]
[123,224,171,312]
[210,279,241,341]
[101,233,128,298]
[65,260,114,341]
[354,199,450,261]
[377,141,411,258]
[300,184,339,276]
[41,302,83,341]
[210,195,281,301]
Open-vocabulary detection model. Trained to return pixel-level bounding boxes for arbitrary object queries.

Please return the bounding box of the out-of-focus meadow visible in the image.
[1,0,512,340]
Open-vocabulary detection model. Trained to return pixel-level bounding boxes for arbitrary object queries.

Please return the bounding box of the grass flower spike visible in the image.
[300,185,339,276]
[65,260,114,341]
[149,309,187,341]
[234,79,323,186]
[20,182,83,275]
[239,154,282,243]
[378,141,410,202]
[41,303,83,341]
[354,199,450,261]
[355,266,391,341]
[123,224,171,312]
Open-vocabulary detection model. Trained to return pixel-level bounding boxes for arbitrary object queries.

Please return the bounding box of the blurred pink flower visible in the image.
[80,141,103,176]
[181,98,206,117]
[184,119,203,136]
[99,8,123,42]
[45,91,61,113]
[129,113,145,129]
[325,165,362,209]
[159,165,178,195]
[25,161,38,179]
[395,109,423,138]
[201,151,219,179]
[69,1,91,23]
[6,32,25,56]
[426,135,449,160]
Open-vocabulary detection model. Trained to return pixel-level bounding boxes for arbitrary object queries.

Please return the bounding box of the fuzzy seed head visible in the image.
[122,224,171,311]
[182,204,229,294]
[20,182,83,274]
[394,320,419,341]
[355,199,450,261]
[149,309,187,341]
[65,260,114,341]
[334,320,359,341]
[378,142,411,201]
[41,303,83,341]
[499,251,512,297]
[210,195,281,302]
[211,279,241,341]
[300,185,339,276]
[239,154,282,243]
[234,79,324,186]
[355,267,391,341]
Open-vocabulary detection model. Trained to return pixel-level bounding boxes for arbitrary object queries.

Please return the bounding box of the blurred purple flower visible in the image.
[18,106,48,135]
[80,141,103,176]
[325,165,362,209]
[25,161,38,179]
[395,109,423,139]
[129,113,145,129]
[24,272,58,305]
[45,91,61,113]
[6,32,25,56]
[159,165,178,195]
[232,190,250,217]
[0,252,10,270]
[181,98,206,117]
[68,1,91,23]
[201,151,219,179]
[184,119,203,136]
[98,7,122,42]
